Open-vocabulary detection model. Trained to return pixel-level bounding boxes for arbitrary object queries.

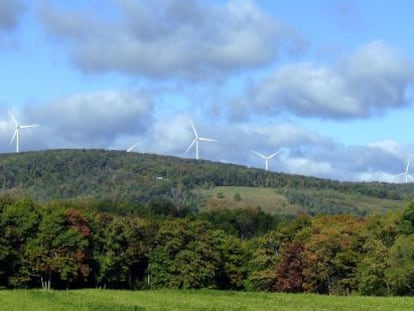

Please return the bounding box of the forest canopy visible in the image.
[0,195,413,296]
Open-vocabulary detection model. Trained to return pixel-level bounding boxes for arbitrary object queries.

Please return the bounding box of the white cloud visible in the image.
[249,122,329,147]
[282,156,333,178]
[129,114,195,155]
[233,41,414,119]
[367,139,402,156]
[38,0,306,79]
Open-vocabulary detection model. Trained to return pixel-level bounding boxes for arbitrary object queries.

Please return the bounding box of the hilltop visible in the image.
[0,149,412,216]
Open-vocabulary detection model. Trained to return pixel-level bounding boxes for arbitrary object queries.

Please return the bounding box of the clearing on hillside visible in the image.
[196,186,406,216]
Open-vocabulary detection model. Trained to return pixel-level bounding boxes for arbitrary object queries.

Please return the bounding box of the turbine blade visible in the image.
[9,130,17,145]
[251,151,266,159]
[267,150,281,159]
[190,120,198,138]
[393,173,406,178]
[185,139,196,154]
[19,124,39,129]
[8,110,18,126]
[408,174,414,182]
[198,137,216,142]
[127,142,138,152]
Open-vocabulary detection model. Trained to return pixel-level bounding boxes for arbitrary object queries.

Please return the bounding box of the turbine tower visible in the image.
[251,150,281,171]
[8,111,39,153]
[185,120,215,160]
[394,160,414,183]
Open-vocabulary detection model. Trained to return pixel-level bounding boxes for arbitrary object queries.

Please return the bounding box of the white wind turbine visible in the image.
[8,110,39,153]
[393,160,414,183]
[185,120,216,160]
[126,142,139,152]
[251,150,281,171]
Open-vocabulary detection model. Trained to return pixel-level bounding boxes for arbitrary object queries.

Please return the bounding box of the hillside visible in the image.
[0,149,413,216]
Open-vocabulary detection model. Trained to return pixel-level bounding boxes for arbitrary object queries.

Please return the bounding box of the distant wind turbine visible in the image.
[185,120,216,160]
[251,150,281,171]
[8,110,39,153]
[127,142,139,152]
[393,160,414,183]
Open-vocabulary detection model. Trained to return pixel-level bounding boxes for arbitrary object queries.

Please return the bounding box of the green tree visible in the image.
[94,215,157,289]
[385,235,414,295]
[27,204,92,289]
[150,220,218,289]
[302,215,365,295]
[245,232,280,291]
[357,212,400,296]
[0,198,40,288]
[150,219,246,289]
[400,200,414,234]
[357,239,390,296]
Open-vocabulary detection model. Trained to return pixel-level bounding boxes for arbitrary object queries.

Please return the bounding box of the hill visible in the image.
[0,149,413,216]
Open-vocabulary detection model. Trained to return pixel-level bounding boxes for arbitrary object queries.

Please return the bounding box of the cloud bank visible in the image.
[0,0,25,46]
[38,0,306,79]
[0,101,411,182]
[0,0,24,31]
[0,91,153,150]
[232,41,414,119]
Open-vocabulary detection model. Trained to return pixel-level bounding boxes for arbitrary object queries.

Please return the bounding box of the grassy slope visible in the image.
[1,289,414,311]
[196,186,406,215]
[195,186,300,215]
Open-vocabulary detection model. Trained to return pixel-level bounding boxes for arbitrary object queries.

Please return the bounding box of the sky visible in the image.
[1,0,414,182]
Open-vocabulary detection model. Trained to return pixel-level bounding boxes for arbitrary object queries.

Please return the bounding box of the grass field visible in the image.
[195,186,405,216]
[195,186,300,215]
[1,289,414,311]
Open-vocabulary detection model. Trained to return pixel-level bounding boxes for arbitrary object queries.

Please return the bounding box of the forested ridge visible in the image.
[0,149,412,216]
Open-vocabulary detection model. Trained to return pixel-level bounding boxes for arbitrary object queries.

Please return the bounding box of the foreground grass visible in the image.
[1,289,414,311]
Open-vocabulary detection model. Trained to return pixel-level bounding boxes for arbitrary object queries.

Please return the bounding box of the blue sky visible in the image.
[1,0,414,182]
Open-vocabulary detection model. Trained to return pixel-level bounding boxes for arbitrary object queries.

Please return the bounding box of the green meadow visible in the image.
[196,185,404,216]
[1,289,414,311]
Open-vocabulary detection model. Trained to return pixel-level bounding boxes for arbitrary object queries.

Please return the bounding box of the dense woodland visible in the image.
[1,195,414,296]
[2,149,414,295]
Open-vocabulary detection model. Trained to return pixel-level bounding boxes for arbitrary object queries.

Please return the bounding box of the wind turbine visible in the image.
[8,111,39,153]
[393,160,414,183]
[127,142,139,152]
[251,150,281,171]
[185,120,216,160]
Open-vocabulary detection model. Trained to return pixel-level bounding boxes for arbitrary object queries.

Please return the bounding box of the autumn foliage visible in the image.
[1,195,414,296]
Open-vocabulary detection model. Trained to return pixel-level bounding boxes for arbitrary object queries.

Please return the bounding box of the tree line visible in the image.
[2,194,414,296]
